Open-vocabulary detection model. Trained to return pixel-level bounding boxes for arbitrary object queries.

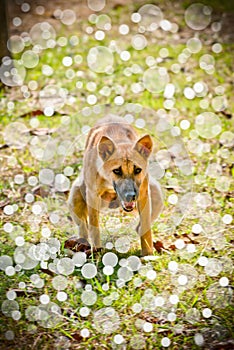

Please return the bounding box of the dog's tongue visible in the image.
[124,201,135,210]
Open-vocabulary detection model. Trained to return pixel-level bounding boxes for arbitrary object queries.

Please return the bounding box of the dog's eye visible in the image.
[113,167,122,176]
[134,167,142,175]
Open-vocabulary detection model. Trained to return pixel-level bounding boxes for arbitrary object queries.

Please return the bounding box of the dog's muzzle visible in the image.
[113,182,137,212]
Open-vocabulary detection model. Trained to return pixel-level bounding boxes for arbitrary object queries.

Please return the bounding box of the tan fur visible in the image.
[68,115,163,255]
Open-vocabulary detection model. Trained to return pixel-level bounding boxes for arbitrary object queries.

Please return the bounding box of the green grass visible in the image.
[0,0,234,349]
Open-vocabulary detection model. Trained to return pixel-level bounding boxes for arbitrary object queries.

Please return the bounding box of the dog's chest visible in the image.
[101,190,117,202]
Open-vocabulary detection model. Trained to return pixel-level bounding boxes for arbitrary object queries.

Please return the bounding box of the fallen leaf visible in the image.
[0,199,10,208]
[210,339,234,350]
[220,110,232,119]
[153,240,165,253]
[165,185,185,193]
[181,233,199,244]
[19,109,44,118]
[11,289,37,296]
[32,185,50,198]
[141,312,161,324]
[18,109,66,119]
[29,128,57,136]
[64,237,103,257]
[64,237,91,252]
[40,268,55,276]
[72,332,83,342]
[0,144,9,150]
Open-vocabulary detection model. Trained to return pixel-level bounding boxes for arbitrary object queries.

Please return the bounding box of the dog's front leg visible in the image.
[138,179,153,256]
[87,193,101,249]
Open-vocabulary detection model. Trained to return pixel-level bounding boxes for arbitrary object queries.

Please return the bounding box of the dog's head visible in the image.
[98,134,153,212]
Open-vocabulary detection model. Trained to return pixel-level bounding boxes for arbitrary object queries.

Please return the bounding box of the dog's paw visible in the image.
[64,236,91,252]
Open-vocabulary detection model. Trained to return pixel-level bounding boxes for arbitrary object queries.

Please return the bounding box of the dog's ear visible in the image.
[98,136,115,161]
[134,134,153,158]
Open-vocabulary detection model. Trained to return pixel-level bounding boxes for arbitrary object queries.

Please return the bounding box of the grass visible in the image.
[0,0,234,349]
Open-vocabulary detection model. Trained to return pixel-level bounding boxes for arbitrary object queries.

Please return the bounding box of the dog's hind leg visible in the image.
[136,177,163,252]
[68,178,88,240]
[137,177,154,256]
[149,176,164,223]
[86,192,101,249]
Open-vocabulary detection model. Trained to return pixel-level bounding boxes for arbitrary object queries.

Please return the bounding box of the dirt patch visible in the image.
[5,0,234,43]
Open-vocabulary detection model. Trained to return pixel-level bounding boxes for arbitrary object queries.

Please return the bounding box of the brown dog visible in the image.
[68,115,163,256]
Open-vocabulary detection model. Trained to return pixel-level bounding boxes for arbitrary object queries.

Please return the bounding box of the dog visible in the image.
[67,115,163,256]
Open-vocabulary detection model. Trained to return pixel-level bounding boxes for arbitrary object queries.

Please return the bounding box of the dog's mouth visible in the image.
[121,201,136,212]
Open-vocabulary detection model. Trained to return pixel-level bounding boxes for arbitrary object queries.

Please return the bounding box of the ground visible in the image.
[0,0,233,349]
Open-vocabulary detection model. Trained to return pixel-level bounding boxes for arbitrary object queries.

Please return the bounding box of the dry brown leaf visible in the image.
[153,240,165,253]
[64,237,91,252]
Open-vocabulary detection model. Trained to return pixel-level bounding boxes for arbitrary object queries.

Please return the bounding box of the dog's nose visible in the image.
[125,192,136,202]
